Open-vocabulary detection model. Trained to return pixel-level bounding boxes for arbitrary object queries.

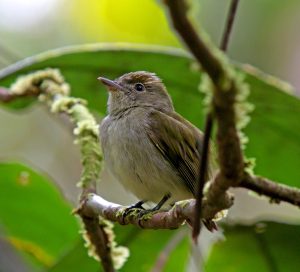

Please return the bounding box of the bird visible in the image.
[98,71,212,215]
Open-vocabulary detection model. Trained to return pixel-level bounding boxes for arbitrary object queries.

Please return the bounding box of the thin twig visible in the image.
[0,87,37,102]
[240,174,300,206]
[193,113,213,240]
[191,0,241,240]
[0,87,15,102]
[220,0,240,51]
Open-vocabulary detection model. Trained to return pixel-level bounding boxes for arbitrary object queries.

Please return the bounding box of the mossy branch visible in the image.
[78,193,233,230]
[0,69,124,272]
[54,99,103,191]
[163,0,298,241]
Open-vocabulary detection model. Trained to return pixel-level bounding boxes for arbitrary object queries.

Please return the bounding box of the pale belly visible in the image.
[100,115,193,204]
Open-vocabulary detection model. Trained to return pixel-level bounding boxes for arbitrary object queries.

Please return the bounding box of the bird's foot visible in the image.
[122,194,171,224]
[122,200,145,223]
[137,194,171,221]
[203,219,218,232]
[135,207,161,221]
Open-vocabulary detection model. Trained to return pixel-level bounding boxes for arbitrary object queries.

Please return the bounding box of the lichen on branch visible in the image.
[77,193,233,230]
[51,96,102,189]
[2,68,121,271]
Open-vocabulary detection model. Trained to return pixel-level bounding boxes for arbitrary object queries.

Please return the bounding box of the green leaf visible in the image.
[0,162,79,269]
[163,235,190,272]
[48,223,191,272]
[0,45,202,119]
[48,239,100,272]
[0,44,299,186]
[243,70,300,186]
[205,222,300,272]
[111,224,189,272]
[116,225,174,271]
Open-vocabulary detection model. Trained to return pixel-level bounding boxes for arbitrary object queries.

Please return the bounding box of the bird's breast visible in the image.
[100,111,192,203]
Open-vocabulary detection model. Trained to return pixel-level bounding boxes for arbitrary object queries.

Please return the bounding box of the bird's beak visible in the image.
[98,77,123,92]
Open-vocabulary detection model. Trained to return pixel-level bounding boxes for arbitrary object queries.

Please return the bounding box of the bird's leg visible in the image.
[125,200,145,212]
[150,194,171,212]
[137,193,171,218]
[122,194,171,223]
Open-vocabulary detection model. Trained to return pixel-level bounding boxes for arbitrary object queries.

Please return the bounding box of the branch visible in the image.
[164,0,244,240]
[164,1,224,83]
[240,174,300,206]
[0,86,36,102]
[76,193,233,230]
[192,0,240,239]
[81,216,113,269]
[0,69,116,272]
[163,0,300,236]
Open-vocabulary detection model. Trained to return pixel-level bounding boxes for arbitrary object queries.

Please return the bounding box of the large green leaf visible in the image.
[0,163,79,270]
[0,44,299,186]
[206,222,300,272]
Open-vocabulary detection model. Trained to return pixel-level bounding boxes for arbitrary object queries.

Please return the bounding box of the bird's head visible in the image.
[98,71,174,115]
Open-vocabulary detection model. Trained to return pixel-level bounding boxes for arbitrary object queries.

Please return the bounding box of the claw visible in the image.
[122,194,171,224]
[136,209,155,218]
[203,219,218,232]
[137,209,159,228]
[122,200,145,223]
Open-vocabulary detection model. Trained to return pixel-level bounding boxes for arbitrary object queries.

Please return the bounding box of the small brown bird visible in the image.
[99,71,209,213]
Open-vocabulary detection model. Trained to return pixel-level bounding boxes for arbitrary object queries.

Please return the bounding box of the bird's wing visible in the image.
[146,110,204,196]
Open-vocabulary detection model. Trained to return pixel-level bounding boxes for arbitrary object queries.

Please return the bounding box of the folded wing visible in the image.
[146,110,205,196]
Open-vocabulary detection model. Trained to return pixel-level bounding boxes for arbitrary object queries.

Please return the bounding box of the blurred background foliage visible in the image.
[0,0,300,271]
[1,0,300,93]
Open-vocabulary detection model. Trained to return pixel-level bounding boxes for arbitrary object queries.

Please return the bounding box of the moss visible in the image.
[51,97,86,113]
[76,137,102,188]
[8,68,126,268]
[10,68,69,96]
[116,208,127,218]
[199,73,214,113]
[99,218,129,270]
[244,157,256,176]
[199,52,254,157]
[81,227,100,261]
[175,199,191,209]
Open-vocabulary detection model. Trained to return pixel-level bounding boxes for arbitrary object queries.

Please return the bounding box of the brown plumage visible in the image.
[147,110,203,195]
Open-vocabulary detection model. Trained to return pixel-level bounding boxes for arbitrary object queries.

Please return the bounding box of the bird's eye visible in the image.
[134,83,145,92]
